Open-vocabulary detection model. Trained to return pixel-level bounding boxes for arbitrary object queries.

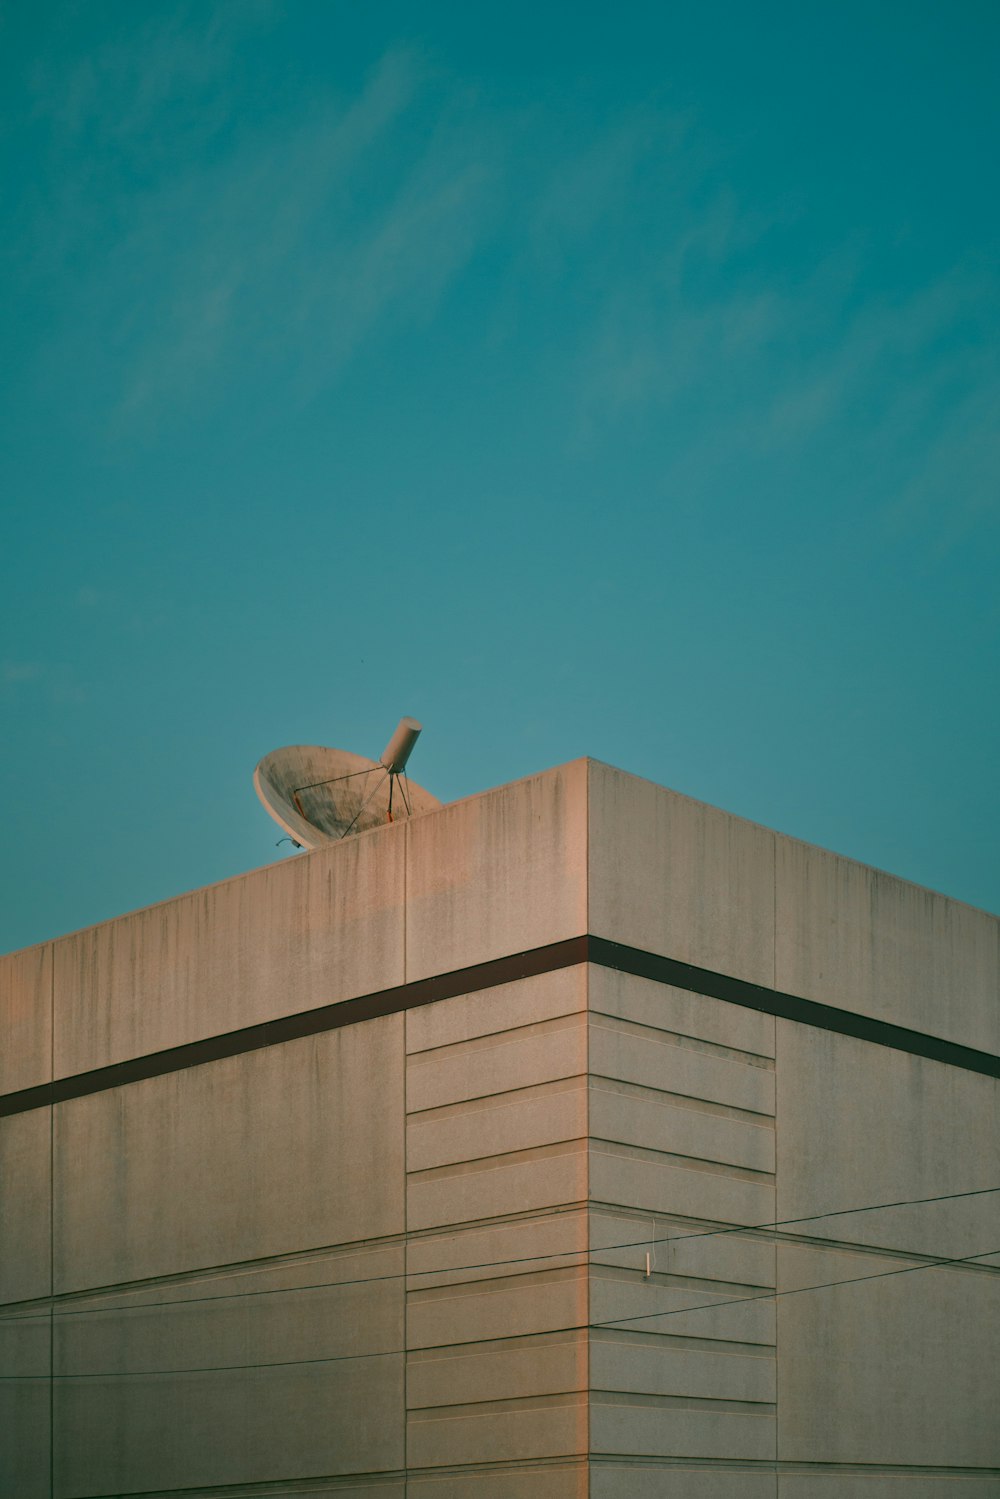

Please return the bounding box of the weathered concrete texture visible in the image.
[55,1351,404,1495]
[777,1480,1000,1498]
[775,1021,1000,1261]
[123,1481,408,1499]
[774,832,1000,1052]
[587,965,777,1476]
[590,1468,777,1499]
[407,1464,588,1498]
[0,939,51,1093]
[588,761,776,988]
[405,762,588,982]
[0,1108,51,1305]
[0,1309,49,1499]
[775,1021,1000,1474]
[776,1243,1000,1468]
[53,817,407,1076]
[405,968,590,1481]
[54,1015,404,1292]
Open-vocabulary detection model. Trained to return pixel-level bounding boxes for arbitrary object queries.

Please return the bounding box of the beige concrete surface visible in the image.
[404,970,590,1485]
[406,966,587,1055]
[55,1350,405,1495]
[590,1468,777,1499]
[589,965,776,1059]
[407,1463,588,1498]
[404,762,588,982]
[590,1397,776,1460]
[54,1016,404,1291]
[775,1021,1000,1260]
[0,1108,51,1305]
[408,1390,588,1467]
[588,761,776,988]
[0,1309,49,1499]
[774,832,1000,1052]
[590,1016,775,1116]
[53,818,407,1076]
[777,1479,1000,1498]
[122,1480,408,1498]
[53,1242,404,1376]
[408,1330,586,1410]
[590,1331,776,1403]
[590,1085,775,1173]
[50,1244,405,1495]
[0,940,51,1094]
[406,1210,590,1290]
[408,1078,588,1172]
[408,1012,588,1113]
[589,1206,776,1288]
[776,1242,1000,1468]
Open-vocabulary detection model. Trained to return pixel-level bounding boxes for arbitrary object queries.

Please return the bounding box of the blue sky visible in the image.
[2,1,998,952]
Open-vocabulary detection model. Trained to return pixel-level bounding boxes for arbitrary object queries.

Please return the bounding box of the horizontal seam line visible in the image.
[3,934,997,1116]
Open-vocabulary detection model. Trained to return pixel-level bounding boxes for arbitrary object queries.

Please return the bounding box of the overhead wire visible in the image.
[2,1238,997,1383]
[1,1184,997,1328]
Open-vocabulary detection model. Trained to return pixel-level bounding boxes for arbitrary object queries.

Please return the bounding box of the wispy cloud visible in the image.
[2,661,44,685]
[25,35,502,429]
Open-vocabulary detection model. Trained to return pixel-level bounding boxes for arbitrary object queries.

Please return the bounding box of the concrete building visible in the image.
[1,759,998,1498]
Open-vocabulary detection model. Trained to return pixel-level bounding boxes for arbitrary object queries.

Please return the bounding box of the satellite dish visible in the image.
[254,717,440,849]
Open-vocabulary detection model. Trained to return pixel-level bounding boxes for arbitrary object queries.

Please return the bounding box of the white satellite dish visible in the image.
[254,717,440,849]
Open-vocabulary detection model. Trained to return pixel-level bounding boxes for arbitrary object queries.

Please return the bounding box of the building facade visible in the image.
[1,759,998,1497]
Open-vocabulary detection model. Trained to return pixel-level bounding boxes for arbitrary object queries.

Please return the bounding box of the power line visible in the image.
[1,1184,997,1327]
[2,1240,997,1383]
[589,1243,1000,1333]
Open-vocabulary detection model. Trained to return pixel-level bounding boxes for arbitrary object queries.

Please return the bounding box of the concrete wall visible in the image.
[0,761,589,1498]
[1,758,997,1496]
[587,762,1000,1496]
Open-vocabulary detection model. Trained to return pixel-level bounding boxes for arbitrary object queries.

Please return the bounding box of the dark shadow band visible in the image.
[2,933,997,1118]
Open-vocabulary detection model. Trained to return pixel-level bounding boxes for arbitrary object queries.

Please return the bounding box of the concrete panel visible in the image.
[405,763,588,983]
[54,1016,404,1291]
[54,821,406,1075]
[590,1145,775,1232]
[408,1079,587,1171]
[590,1265,776,1346]
[406,1211,589,1292]
[774,833,1000,1052]
[590,965,775,1059]
[406,966,587,1054]
[591,1332,776,1403]
[776,1242,1000,1468]
[590,1085,775,1174]
[408,1266,587,1350]
[0,942,51,1094]
[591,1464,777,1498]
[589,1398,776,1460]
[777,1479,1000,1498]
[113,1480,407,1499]
[407,1143,588,1232]
[588,762,775,988]
[408,1330,586,1409]
[590,1020,774,1117]
[775,1022,1000,1260]
[590,1209,776,1290]
[408,1469,586,1499]
[51,1245,405,1494]
[0,1108,51,1305]
[54,1242,404,1376]
[54,1351,404,1495]
[0,1311,49,1499]
[407,1013,587,1113]
[407,1392,587,1467]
